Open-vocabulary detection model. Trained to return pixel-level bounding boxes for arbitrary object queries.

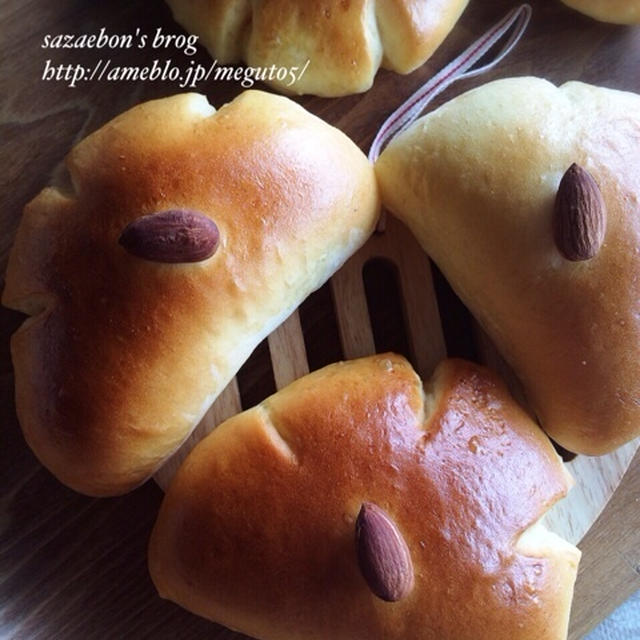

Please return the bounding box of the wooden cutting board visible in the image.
[1,1,639,639]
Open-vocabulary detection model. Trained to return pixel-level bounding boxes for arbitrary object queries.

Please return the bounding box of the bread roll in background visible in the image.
[165,0,469,96]
[1,90,379,496]
[375,77,640,455]
[560,0,640,23]
[149,354,580,640]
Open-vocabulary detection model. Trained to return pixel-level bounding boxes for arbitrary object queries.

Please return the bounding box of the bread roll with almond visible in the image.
[561,0,640,23]
[375,77,640,455]
[165,0,469,96]
[2,90,379,496]
[149,354,580,640]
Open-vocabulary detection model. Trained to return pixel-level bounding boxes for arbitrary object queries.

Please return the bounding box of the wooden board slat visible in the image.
[267,310,309,389]
[331,262,377,360]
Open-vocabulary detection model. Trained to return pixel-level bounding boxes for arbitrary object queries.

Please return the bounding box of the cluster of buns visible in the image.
[6,71,640,636]
[6,11,640,632]
[165,0,469,96]
[561,0,640,23]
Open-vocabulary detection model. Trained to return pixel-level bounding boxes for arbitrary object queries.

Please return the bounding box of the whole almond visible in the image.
[355,502,414,602]
[553,163,606,261]
[119,209,220,263]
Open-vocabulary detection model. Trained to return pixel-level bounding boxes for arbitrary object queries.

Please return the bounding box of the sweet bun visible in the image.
[375,77,640,455]
[2,90,379,496]
[165,0,469,96]
[560,0,640,23]
[149,354,580,640]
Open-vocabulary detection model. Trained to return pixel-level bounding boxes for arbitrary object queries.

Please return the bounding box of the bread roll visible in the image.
[165,0,469,96]
[149,354,580,640]
[2,90,379,496]
[375,77,640,455]
[561,0,640,23]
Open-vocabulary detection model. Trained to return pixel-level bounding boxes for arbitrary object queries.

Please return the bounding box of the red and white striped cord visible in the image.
[368,3,532,163]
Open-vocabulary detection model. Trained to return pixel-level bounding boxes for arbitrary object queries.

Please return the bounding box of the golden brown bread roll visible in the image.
[149,354,580,640]
[165,0,469,96]
[375,77,640,455]
[2,90,379,496]
[561,0,640,23]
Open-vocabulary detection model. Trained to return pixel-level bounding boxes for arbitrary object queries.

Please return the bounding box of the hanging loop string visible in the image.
[368,4,532,163]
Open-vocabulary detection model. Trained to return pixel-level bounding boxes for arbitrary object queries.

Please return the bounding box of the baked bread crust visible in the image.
[375,77,640,455]
[149,354,580,640]
[561,0,640,23]
[165,0,469,96]
[2,91,379,496]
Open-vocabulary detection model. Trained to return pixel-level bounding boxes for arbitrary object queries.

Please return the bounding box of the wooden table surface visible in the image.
[1,0,639,638]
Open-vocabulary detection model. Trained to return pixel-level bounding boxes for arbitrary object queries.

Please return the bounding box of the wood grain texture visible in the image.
[1,0,639,638]
[267,311,309,389]
[331,216,446,379]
